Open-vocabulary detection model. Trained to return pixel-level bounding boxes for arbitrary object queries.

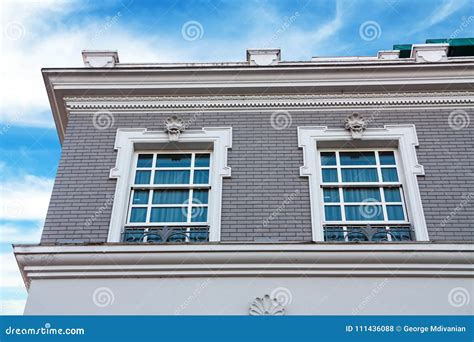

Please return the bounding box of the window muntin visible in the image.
[320,149,410,241]
[127,152,211,227]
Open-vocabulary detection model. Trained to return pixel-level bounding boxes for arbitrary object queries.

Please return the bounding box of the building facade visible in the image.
[15,42,474,315]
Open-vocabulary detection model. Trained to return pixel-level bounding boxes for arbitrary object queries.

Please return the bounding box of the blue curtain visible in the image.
[345,205,383,221]
[341,168,378,182]
[343,188,381,202]
[137,154,153,167]
[384,188,401,202]
[135,170,151,184]
[150,208,187,222]
[387,205,404,220]
[156,154,191,167]
[191,207,208,222]
[133,190,149,204]
[193,170,209,184]
[340,152,376,165]
[193,190,209,204]
[323,188,340,202]
[130,207,147,222]
[195,154,211,167]
[324,205,342,221]
[379,151,396,165]
[154,170,190,184]
[322,169,338,182]
[382,168,399,182]
[153,190,189,204]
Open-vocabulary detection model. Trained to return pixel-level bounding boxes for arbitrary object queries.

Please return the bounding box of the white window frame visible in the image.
[108,127,232,242]
[126,150,212,226]
[298,125,428,242]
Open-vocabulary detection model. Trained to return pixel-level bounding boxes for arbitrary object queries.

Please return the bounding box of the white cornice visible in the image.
[14,244,474,288]
[64,92,474,111]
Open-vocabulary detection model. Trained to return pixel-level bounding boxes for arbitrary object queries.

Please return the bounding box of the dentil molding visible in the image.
[64,92,474,111]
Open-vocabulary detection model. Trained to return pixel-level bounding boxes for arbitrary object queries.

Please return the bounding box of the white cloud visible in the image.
[0,223,42,244]
[0,299,26,315]
[0,252,24,288]
[0,175,53,220]
[409,0,469,34]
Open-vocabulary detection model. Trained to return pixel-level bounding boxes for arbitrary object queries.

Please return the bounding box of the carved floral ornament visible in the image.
[164,115,186,141]
[249,295,286,316]
[344,113,368,139]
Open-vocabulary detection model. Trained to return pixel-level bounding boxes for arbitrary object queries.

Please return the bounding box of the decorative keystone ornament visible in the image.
[164,116,185,141]
[344,113,367,139]
[249,295,285,316]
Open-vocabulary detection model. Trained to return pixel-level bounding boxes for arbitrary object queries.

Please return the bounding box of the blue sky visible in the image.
[0,0,472,314]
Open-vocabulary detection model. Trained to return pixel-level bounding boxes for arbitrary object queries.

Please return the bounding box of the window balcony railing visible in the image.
[324,224,414,242]
[122,226,209,243]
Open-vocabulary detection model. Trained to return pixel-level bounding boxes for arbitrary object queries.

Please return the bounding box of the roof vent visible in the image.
[410,44,449,63]
[82,50,120,68]
[246,49,281,66]
[377,50,400,60]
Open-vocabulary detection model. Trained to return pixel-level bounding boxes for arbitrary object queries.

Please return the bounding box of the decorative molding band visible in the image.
[64,92,474,111]
[14,244,474,287]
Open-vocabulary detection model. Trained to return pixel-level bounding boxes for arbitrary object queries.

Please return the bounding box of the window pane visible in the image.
[345,205,384,221]
[193,190,209,204]
[323,188,340,202]
[150,207,187,222]
[341,168,378,182]
[324,205,342,221]
[193,170,209,184]
[137,154,153,168]
[343,188,381,202]
[320,152,336,166]
[381,168,399,182]
[154,170,190,184]
[132,190,149,204]
[191,207,208,222]
[135,170,151,184]
[379,151,396,165]
[384,188,402,202]
[387,205,405,220]
[195,154,210,167]
[322,169,338,182]
[130,207,147,222]
[152,190,189,204]
[156,154,191,167]
[340,152,376,165]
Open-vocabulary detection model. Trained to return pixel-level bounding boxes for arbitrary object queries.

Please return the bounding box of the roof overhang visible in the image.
[42,60,474,143]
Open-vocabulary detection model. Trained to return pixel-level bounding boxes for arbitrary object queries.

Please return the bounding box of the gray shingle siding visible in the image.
[40,107,474,243]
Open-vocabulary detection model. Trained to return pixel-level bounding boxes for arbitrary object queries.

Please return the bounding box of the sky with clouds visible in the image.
[0,0,472,314]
